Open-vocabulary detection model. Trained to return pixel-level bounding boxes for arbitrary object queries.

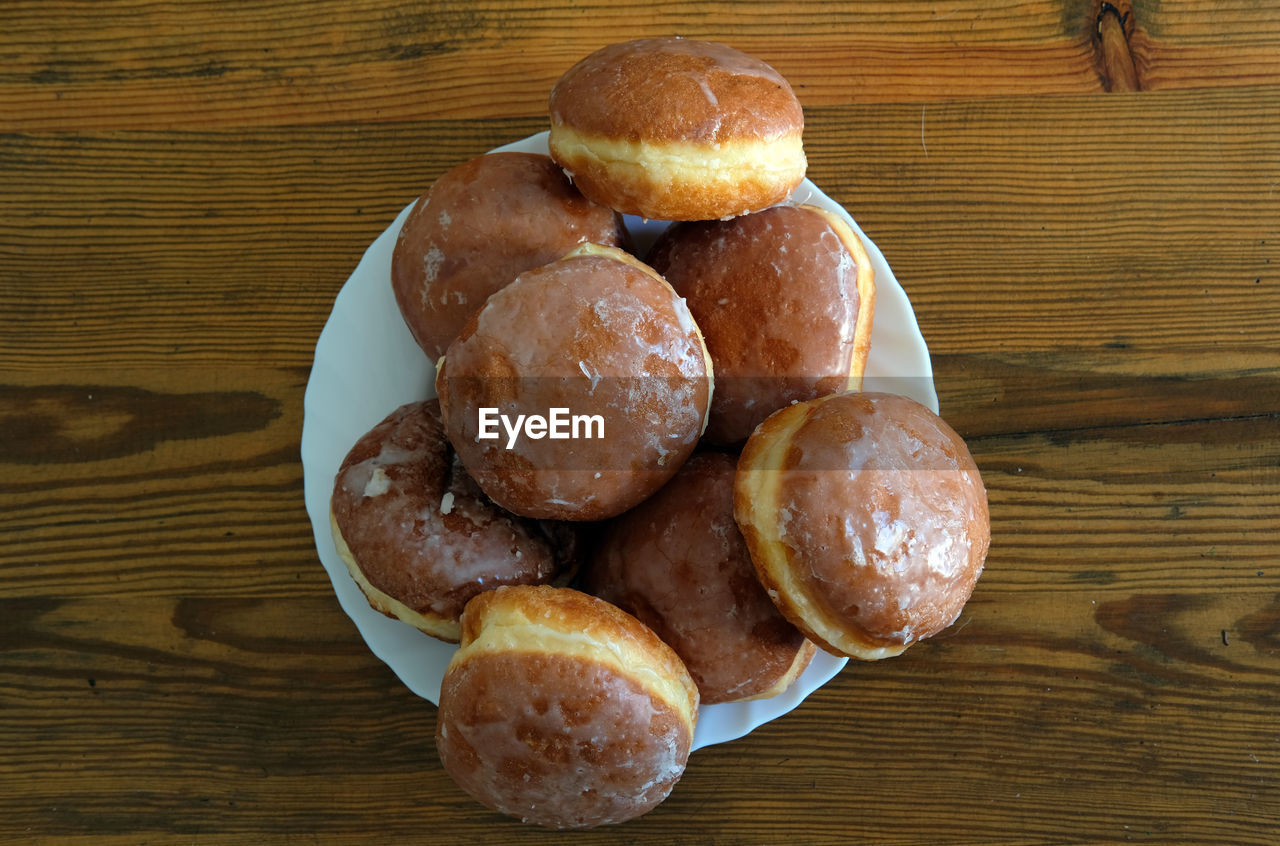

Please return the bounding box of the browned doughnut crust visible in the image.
[435,585,698,829]
[435,243,713,521]
[585,451,815,704]
[329,399,577,642]
[734,392,990,659]
[390,152,627,360]
[548,37,806,221]
[647,203,875,445]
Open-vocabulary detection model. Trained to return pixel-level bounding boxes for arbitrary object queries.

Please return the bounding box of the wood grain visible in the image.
[4,0,1280,130]
[3,1,1280,843]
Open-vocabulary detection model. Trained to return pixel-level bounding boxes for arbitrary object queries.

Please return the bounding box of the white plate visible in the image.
[301,131,937,751]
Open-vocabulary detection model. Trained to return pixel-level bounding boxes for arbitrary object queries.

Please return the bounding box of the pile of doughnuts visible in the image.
[328,37,990,830]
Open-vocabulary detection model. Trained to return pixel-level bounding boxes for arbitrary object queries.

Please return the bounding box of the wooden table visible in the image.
[3,2,1278,843]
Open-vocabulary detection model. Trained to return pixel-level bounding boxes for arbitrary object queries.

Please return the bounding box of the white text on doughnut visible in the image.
[477,407,605,450]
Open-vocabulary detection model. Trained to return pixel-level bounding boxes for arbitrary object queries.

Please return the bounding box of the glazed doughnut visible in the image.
[435,585,698,829]
[585,451,816,704]
[734,392,989,660]
[435,242,713,521]
[647,203,876,445]
[548,37,806,221]
[329,399,578,643]
[391,152,628,360]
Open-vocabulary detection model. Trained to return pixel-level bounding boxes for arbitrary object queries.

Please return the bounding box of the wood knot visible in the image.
[1093,1,1141,92]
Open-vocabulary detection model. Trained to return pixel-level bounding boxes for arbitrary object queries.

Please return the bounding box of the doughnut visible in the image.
[435,585,698,829]
[548,37,806,221]
[390,152,628,360]
[734,392,989,659]
[585,451,816,704]
[329,399,579,643]
[435,242,713,521]
[647,203,876,445]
